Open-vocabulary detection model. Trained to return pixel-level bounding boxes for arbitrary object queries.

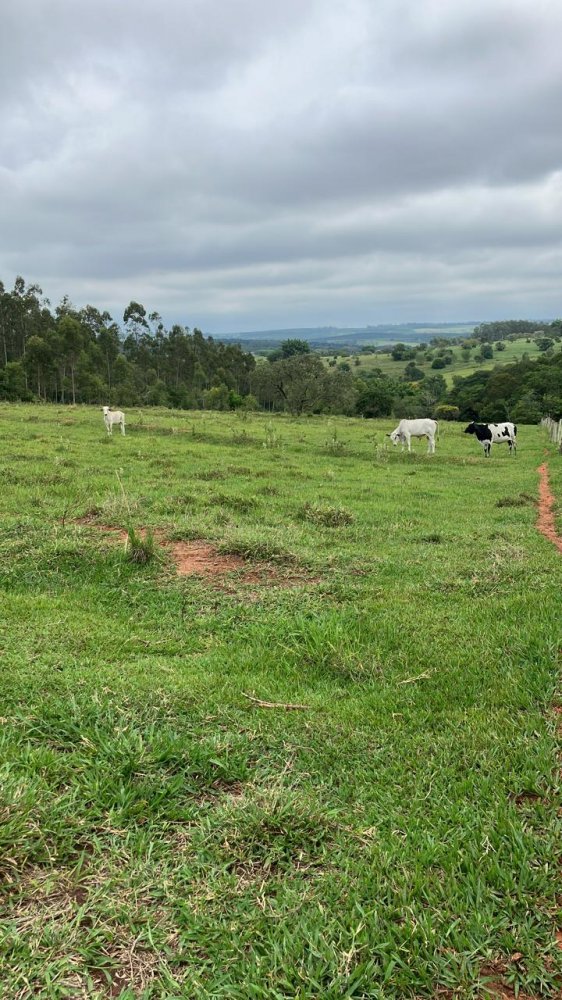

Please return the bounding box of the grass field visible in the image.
[1,404,561,999]
[329,339,556,386]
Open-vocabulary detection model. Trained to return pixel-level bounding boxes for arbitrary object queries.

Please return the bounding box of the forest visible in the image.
[1,276,561,420]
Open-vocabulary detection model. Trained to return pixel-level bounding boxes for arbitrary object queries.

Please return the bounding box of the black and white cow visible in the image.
[464,421,517,457]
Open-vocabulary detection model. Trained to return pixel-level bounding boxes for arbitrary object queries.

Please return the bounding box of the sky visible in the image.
[1,0,562,334]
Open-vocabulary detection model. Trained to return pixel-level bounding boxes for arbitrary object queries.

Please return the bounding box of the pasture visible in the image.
[331,338,552,385]
[1,404,561,999]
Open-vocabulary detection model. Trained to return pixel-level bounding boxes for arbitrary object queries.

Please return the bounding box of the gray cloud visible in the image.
[1,0,561,332]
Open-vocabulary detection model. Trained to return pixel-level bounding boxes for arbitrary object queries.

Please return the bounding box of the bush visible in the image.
[434,404,461,421]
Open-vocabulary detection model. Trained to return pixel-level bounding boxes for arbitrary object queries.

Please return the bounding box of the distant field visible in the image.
[222,323,478,352]
[1,405,561,998]
[326,337,556,386]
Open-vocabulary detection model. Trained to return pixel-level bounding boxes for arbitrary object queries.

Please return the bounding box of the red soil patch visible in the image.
[73,519,316,589]
[478,962,541,1000]
[536,464,562,553]
[168,540,246,577]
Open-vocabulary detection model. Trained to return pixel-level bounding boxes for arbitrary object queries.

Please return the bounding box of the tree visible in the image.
[434,404,460,421]
[420,374,447,408]
[402,362,425,381]
[24,335,52,399]
[97,324,121,392]
[123,301,149,348]
[269,354,327,415]
[0,361,30,400]
[356,379,394,417]
[536,338,554,352]
[279,338,311,358]
[323,370,357,415]
[58,316,84,404]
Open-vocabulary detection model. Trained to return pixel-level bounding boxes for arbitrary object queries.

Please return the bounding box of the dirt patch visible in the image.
[171,540,319,590]
[169,540,246,576]
[478,962,541,1000]
[73,519,318,589]
[537,464,562,553]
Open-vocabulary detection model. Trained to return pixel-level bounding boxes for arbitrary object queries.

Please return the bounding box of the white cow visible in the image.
[102,406,126,436]
[388,418,438,454]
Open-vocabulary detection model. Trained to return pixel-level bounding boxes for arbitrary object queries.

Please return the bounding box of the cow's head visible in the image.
[464,422,476,434]
[388,430,404,446]
[102,406,110,415]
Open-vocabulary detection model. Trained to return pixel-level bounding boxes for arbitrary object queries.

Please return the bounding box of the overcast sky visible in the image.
[1,0,561,333]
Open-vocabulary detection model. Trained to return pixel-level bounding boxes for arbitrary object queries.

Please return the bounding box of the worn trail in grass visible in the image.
[0,405,561,999]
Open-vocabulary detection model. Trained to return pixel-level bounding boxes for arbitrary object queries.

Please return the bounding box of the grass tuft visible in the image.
[299,502,354,527]
[125,527,157,564]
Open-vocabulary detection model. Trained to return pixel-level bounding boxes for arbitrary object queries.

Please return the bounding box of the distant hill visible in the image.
[216,323,478,352]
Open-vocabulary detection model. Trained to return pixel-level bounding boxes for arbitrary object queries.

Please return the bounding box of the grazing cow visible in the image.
[388,418,438,454]
[102,406,126,436]
[464,421,517,457]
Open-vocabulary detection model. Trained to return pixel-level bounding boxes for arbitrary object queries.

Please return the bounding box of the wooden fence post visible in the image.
[541,415,562,451]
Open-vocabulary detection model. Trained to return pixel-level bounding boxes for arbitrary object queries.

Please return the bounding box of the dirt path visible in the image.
[536,463,562,553]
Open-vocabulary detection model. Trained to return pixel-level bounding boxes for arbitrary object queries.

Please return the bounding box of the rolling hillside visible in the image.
[325,337,557,387]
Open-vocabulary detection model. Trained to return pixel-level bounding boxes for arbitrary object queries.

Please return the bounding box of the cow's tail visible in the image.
[435,420,440,440]
[513,424,517,437]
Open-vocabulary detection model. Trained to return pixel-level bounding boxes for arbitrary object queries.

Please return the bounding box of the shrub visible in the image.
[434,405,461,421]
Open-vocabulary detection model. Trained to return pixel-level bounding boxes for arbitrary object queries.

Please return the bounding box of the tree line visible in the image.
[0,278,255,409]
[1,276,561,421]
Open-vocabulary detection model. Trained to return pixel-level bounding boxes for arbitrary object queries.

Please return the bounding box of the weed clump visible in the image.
[230,430,256,446]
[324,426,347,455]
[210,493,259,513]
[194,469,226,481]
[263,422,282,449]
[299,503,354,527]
[496,493,536,508]
[219,540,297,565]
[99,493,139,522]
[126,527,157,564]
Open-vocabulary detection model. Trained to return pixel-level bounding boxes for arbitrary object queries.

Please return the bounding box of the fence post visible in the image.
[541,415,562,451]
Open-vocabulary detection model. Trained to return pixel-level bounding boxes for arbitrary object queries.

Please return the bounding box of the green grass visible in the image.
[331,337,556,386]
[0,404,560,999]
